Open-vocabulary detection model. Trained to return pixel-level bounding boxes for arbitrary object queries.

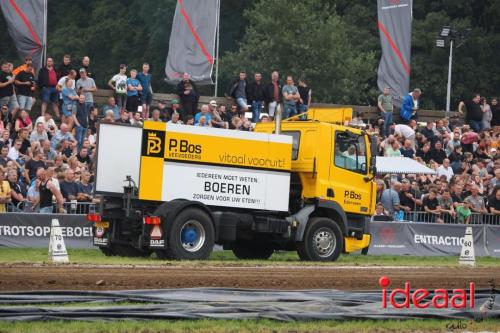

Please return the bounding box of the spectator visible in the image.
[7,168,27,209]
[12,56,35,76]
[101,110,115,124]
[76,56,93,80]
[7,139,24,162]
[51,123,76,149]
[185,115,194,126]
[0,105,12,132]
[107,64,128,109]
[465,185,488,214]
[126,69,142,115]
[438,188,455,223]
[156,100,170,121]
[456,201,472,224]
[166,99,183,121]
[167,112,182,125]
[226,71,249,115]
[88,107,99,135]
[35,112,57,136]
[25,148,46,181]
[422,188,442,223]
[399,139,415,158]
[77,170,95,202]
[37,58,60,119]
[102,96,120,120]
[176,73,199,117]
[481,97,492,131]
[0,146,10,167]
[149,109,162,122]
[375,202,389,216]
[459,93,483,133]
[488,187,500,214]
[429,141,447,165]
[76,68,97,115]
[297,78,312,118]
[76,147,91,167]
[437,158,454,182]
[59,169,79,202]
[211,105,228,129]
[14,62,36,114]
[491,97,500,127]
[380,180,400,217]
[196,115,210,127]
[57,69,76,111]
[61,79,79,128]
[446,130,462,156]
[194,105,212,125]
[264,70,282,120]
[137,63,152,120]
[15,110,33,133]
[247,72,265,122]
[36,168,64,214]
[385,140,401,157]
[282,75,300,119]
[74,94,90,149]
[399,179,418,212]
[420,121,436,143]
[0,170,11,212]
[130,112,143,127]
[392,123,415,143]
[56,54,73,79]
[41,140,57,164]
[377,87,393,137]
[433,119,451,142]
[400,88,421,123]
[0,62,19,119]
[115,111,130,124]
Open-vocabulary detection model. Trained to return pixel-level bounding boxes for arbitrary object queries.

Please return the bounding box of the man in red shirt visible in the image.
[37,58,60,119]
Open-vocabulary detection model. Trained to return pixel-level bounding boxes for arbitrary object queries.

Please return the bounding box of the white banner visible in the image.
[162,162,290,211]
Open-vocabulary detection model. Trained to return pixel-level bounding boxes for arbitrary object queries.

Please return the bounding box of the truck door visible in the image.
[329,131,372,215]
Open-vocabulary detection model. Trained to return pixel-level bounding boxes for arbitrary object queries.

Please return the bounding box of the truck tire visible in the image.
[296,217,343,262]
[232,241,274,260]
[163,208,214,260]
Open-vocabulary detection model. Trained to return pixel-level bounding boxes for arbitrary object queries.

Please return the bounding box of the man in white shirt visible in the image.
[108,64,128,109]
[437,158,454,182]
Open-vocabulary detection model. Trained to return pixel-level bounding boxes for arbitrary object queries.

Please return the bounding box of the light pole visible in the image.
[436,26,469,119]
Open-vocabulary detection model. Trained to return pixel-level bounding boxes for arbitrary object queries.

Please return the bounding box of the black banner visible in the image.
[0,214,92,248]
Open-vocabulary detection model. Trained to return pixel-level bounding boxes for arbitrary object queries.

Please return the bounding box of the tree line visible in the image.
[0,0,498,110]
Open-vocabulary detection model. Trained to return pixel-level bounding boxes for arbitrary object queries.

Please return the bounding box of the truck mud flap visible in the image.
[93,221,111,246]
[143,223,166,249]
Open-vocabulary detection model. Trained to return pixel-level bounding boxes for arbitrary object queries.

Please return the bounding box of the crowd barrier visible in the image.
[368,221,500,257]
[3,202,96,215]
[383,211,500,225]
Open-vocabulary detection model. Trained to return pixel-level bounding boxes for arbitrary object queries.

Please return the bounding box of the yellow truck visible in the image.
[89,107,376,261]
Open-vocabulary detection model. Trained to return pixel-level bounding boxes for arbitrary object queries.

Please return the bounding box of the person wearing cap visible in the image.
[108,64,128,109]
[176,73,199,117]
[167,99,183,121]
[76,67,97,115]
[37,57,60,119]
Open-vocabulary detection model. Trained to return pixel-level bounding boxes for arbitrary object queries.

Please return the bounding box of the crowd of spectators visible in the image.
[1,54,498,223]
[372,87,500,223]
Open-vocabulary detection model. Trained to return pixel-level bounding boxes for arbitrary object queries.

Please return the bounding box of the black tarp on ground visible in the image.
[0,288,498,321]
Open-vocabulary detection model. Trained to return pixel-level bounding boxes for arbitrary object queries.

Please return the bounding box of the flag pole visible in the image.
[42,0,47,66]
[214,0,220,97]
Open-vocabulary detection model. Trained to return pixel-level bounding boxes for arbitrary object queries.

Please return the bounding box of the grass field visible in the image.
[0,318,498,333]
[0,248,499,267]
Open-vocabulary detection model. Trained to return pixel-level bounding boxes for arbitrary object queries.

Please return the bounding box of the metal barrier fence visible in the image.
[391,211,500,225]
[2,201,96,215]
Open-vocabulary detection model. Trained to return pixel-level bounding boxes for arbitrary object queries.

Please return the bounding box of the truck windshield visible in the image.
[333,132,367,174]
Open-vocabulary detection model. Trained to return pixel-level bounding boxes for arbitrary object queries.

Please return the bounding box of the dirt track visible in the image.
[0,264,498,291]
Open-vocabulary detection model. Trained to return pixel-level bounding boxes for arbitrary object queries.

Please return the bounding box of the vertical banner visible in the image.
[165,0,219,85]
[0,0,46,71]
[377,0,412,105]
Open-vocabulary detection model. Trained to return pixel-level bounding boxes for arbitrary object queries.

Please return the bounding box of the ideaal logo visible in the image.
[142,130,165,158]
[379,276,475,309]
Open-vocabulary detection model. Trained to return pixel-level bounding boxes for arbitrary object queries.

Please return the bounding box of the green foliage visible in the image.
[1,0,499,108]
[219,0,376,104]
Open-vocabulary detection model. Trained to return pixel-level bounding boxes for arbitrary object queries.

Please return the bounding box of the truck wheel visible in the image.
[165,208,214,260]
[296,217,343,262]
[232,241,274,260]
